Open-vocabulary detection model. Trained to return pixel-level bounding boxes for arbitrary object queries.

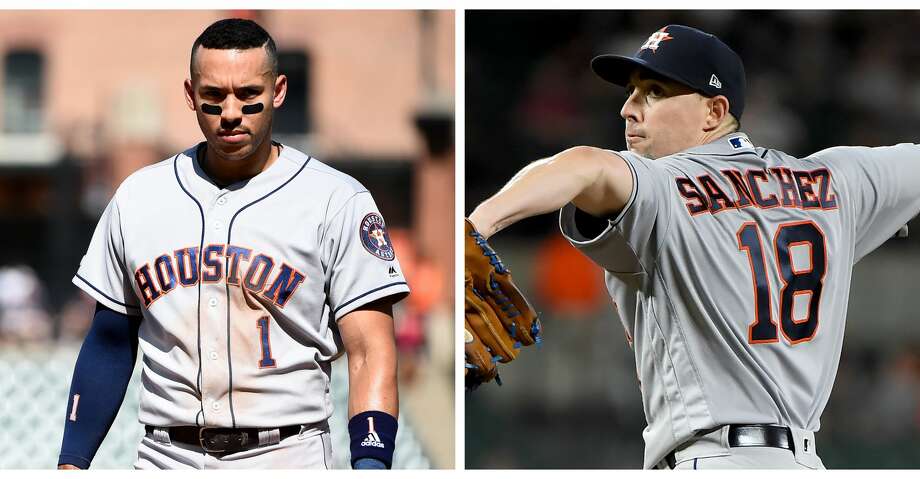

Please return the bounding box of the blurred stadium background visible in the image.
[466,10,920,469]
[0,10,454,469]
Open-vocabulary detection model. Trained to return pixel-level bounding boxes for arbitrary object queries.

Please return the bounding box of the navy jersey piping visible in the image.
[333,281,408,316]
[173,154,207,427]
[680,151,756,159]
[116,200,132,308]
[74,274,140,312]
[223,155,311,427]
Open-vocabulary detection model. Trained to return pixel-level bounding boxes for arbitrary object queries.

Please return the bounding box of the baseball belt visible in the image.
[145,424,302,454]
[665,424,793,468]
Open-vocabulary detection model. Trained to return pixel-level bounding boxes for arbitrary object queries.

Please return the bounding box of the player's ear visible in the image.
[272,74,288,109]
[184,78,196,112]
[704,95,729,131]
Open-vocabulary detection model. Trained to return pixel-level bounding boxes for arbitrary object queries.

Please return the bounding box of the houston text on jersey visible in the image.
[133,245,306,308]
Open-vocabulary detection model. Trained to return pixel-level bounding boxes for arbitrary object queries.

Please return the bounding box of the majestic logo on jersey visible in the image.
[675,167,838,217]
[133,244,306,308]
[360,213,395,261]
[640,27,673,52]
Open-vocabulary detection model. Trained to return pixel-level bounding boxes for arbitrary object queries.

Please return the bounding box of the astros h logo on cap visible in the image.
[640,27,674,53]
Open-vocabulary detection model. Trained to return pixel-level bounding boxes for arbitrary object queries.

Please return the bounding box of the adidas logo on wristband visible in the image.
[361,417,385,448]
[361,431,385,448]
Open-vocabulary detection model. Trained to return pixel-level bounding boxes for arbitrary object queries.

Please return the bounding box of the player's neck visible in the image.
[202,139,280,188]
[698,124,738,147]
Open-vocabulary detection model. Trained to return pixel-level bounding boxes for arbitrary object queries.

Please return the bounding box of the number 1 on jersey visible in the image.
[737,221,826,345]
[257,316,277,368]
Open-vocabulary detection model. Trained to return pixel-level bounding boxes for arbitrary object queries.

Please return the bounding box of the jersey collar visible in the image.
[676,132,755,157]
[181,141,299,192]
[176,141,305,200]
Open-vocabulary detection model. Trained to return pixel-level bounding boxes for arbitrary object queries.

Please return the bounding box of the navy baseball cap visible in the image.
[591,25,746,120]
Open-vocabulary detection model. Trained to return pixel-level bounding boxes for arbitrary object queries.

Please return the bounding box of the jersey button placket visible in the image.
[199,205,231,426]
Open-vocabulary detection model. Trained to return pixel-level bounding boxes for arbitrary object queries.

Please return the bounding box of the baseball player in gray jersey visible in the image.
[467,24,920,469]
[57,19,408,469]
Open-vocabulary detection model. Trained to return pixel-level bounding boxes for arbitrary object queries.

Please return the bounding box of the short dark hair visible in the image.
[190,18,277,78]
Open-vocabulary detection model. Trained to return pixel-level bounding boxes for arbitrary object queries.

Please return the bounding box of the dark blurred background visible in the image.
[466,10,920,469]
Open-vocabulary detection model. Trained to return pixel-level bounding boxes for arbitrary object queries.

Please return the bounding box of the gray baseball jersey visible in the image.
[74,142,409,430]
[559,133,920,468]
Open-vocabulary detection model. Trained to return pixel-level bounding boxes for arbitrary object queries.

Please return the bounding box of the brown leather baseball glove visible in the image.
[464,218,541,390]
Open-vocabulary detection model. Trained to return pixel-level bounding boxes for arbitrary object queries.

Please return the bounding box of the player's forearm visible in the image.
[58,304,140,469]
[346,339,399,418]
[345,335,398,470]
[339,302,400,469]
[469,146,618,238]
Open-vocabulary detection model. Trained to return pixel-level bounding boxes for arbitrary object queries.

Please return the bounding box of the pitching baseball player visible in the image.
[57,19,408,469]
[466,24,920,469]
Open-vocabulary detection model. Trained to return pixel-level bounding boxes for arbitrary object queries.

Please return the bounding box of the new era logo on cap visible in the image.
[640,28,674,52]
[709,74,722,89]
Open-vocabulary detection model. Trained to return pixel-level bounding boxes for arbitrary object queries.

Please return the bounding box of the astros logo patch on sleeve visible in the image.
[360,213,395,261]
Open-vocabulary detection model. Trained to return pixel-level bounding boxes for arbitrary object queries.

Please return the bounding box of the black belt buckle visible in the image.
[198,427,250,454]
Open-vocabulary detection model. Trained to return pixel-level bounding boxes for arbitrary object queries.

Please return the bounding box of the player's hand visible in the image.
[464,218,541,390]
[58,464,81,470]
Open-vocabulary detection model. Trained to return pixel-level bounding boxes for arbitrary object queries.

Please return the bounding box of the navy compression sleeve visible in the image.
[58,303,140,469]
